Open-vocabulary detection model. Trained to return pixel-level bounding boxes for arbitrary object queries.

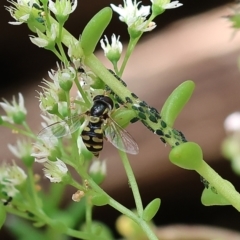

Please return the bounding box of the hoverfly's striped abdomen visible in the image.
[82,120,104,157]
[82,96,113,157]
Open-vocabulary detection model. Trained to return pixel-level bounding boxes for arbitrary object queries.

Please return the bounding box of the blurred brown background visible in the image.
[2,0,240,239]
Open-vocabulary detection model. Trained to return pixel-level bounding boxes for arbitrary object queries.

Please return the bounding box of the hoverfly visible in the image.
[38,95,139,157]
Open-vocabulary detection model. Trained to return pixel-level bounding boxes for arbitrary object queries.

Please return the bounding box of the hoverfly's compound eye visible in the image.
[102,96,114,109]
[93,95,114,109]
[93,95,102,102]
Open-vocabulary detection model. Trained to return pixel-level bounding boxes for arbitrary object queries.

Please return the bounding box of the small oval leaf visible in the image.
[142,198,161,222]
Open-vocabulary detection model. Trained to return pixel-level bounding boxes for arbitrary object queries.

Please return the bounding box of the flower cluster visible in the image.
[111,0,156,34]
[0,93,27,124]
[110,0,182,34]
[0,162,27,198]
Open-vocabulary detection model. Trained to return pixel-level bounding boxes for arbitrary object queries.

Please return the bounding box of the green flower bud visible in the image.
[128,28,142,39]
[0,116,3,125]
[169,142,203,170]
[100,34,122,63]
[142,198,161,222]
[12,111,26,124]
[151,4,165,17]
[81,7,112,55]
[47,103,58,114]
[161,80,195,127]
[58,66,76,92]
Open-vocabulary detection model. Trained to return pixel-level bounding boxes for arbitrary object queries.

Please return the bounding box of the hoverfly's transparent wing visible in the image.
[38,114,84,140]
[104,118,139,155]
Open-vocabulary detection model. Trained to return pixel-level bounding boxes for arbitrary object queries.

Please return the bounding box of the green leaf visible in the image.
[201,188,230,206]
[169,142,203,170]
[161,80,195,127]
[142,198,161,222]
[201,180,234,206]
[81,7,112,55]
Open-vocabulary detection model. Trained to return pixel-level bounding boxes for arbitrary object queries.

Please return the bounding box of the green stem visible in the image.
[74,77,91,108]
[57,22,68,64]
[75,166,158,240]
[118,150,143,216]
[112,61,119,75]
[1,122,36,139]
[51,47,64,62]
[119,37,138,76]
[196,161,240,211]
[85,54,133,97]
[65,227,106,240]
[65,90,71,118]
[85,196,93,233]
[27,167,41,208]
[5,206,36,220]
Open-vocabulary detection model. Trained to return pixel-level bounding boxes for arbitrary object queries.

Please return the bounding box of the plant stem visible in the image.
[74,76,91,108]
[119,37,138,76]
[196,160,240,211]
[85,196,93,233]
[118,150,143,216]
[74,166,158,240]
[27,167,41,208]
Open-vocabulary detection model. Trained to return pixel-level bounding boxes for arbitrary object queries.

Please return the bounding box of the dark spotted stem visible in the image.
[84,54,185,148]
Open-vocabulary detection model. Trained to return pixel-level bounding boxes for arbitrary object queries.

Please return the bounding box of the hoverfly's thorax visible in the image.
[91,95,113,117]
[90,102,110,117]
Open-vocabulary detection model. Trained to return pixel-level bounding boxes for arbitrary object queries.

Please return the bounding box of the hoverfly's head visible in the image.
[93,95,114,110]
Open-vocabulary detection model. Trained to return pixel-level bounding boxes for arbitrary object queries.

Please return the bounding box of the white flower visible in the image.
[110,0,154,32]
[8,139,33,159]
[100,34,123,61]
[40,113,62,129]
[89,160,107,175]
[0,93,27,124]
[224,112,240,132]
[150,0,183,9]
[6,0,38,25]
[30,23,58,49]
[134,20,156,32]
[111,0,150,25]
[48,0,77,22]
[32,137,58,163]
[0,162,27,197]
[48,63,76,91]
[43,158,68,183]
[89,160,107,185]
[67,38,83,63]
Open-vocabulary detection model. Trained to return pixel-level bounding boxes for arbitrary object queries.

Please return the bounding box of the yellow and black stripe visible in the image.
[81,118,104,157]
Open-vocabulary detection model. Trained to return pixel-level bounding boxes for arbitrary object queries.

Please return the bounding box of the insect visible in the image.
[38,95,139,157]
